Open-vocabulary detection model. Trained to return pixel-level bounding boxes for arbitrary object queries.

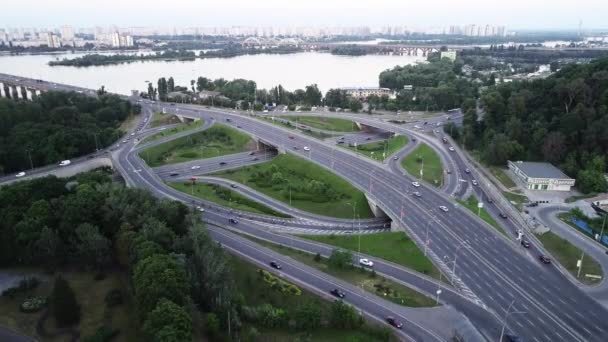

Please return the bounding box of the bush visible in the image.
[104,289,123,307]
[206,313,220,338]
[328,249,353,270]
[258,269,302,296]
[20,296,47,313]
[82,326,120,342]
[314,253,321,262]
[50,276,81,327]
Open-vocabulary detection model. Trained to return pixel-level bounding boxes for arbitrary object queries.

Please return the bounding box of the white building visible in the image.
[110,32,134,48]
[341,87,394,99]
[46,32,61,48]
[60,26,74,40]
[508,161,575,191]
[440,51,457,61]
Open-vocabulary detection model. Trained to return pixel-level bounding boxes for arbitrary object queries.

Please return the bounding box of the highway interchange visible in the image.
[2,74,608,341]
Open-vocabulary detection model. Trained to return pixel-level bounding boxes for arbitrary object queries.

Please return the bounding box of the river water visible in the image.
[0,51,423,95]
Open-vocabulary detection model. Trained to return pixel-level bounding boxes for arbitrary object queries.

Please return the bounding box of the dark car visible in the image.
[337,141,344,144]
[230,184,238,188]
[170,172,179,176]
[249,151,255,155]
[499,212,508,219]
[366,137,371,140]
[521,240,531,248]
[219,161,227,165]
[330,288,345,298]
[386,316,403,329]
[502,333,523,342]
[293,146,299,150]
[270,261,281,269]
[539,255,551,264]
[412,138,417,142]
[252,157,259,161]
[229,218,239,224]
[487,198,493,203]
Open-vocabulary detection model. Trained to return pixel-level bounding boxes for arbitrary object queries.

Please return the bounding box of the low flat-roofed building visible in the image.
[508,161,575,191]
[340,87,394,99]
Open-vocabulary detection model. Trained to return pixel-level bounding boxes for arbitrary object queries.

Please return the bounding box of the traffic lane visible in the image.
[155,151,276,179]
[208,226,443,342]
[179,105,608,340]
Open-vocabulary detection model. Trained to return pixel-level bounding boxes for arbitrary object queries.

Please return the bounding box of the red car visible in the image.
[288,136,295,139]
[386,316,403,329]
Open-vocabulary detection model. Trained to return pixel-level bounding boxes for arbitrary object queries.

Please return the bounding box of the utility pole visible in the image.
[598,214,607,245]
[25,148,34,170]
[499,300,526,342]
[577,251,585,278]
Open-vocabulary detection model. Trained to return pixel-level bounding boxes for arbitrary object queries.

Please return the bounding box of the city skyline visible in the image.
[2,0,607,30]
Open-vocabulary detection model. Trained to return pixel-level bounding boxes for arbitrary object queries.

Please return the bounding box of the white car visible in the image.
[359,258,374,267]
[303,146,311,151]
[15,171,26,178]
[59,160,71,166]
[195,206,205,212]
[448,146,455,152]
[465,168,471,173]
[472,180,478,186]
[439,205,449,212]
[191,165,201,170]
[412,181,420,187]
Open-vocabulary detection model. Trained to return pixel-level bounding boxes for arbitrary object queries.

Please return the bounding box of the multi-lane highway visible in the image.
[3,74,608,341]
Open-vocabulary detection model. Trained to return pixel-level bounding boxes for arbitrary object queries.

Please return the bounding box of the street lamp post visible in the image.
[499,300,526,342]
[436,272,443,305]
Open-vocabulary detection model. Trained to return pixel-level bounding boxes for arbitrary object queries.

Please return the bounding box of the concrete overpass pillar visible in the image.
[20,86,27,100]
[10,85,19,99]
[0,82,4,98]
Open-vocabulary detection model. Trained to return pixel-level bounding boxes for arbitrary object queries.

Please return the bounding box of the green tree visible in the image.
[167,77,175,93]
[329,300,361,329]
[142,299,192,342]
[304,84,322,106]
[205,313,220,338]
[50,275,80,327]
[349,99,363,113]
[295,302,322,330]
[328,249,353,270]
[74,223,111,268]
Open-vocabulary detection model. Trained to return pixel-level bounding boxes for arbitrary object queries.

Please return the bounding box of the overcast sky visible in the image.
[3,0,607,29]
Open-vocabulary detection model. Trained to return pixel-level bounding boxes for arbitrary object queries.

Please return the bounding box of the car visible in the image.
[499,212,508,219]
[195,206,205,212]
[412,137,417,142]
[339,136,345,140]
[252,157,259,161]
[423,121,428,125]
[330,288,346,298]
[337,141,344,144]
[170,172,179,176]
[219,161,227,165]
[303,146,310,151]
[413,191,422,197]
[448,146,455,152]
[446,169,451,174]
[539,255,551,264]
[15,171,26,178]
[229,218,239,224]
[122,140,127,143]
[269,261,281,269]
[226,118,231,122]
[191,165,201,170]
[393,156,398,160]
[59,160,71,166]
[130,132,135,136]
[293,146,299,150]
[439,205,449,212]
[465,168,471,173]
[237,125,242,128]
[411,181,420,187]
[386,317,403,329]
[472,180,478,186]
[502,334,523,342]
[521,240,531,248]
[170,103,175,106]
[249,151,256,155]
[365,137,371,140]
[288,136,295,139]
[230,184,238,188]
[359,258,374,267]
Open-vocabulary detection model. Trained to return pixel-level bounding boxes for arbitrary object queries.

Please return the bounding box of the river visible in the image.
[0,51,423,95]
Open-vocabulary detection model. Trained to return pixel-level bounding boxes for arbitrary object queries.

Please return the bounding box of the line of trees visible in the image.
[0,91,139,174]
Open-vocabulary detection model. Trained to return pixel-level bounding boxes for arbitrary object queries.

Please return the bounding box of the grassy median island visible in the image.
[300,232,440,280]
[457,196,507,236]
[139,124,252,167]
[230,256,396,341]
[346,135,408,161]
[212,154,374,219]
[280,116,360,132]
[141,119,204,144]
[401,143,443,187]
[261,116,334,139]
[168,181,290,218]
[233,231,437,308]
[149,111,182,127]
[537,231,603,285]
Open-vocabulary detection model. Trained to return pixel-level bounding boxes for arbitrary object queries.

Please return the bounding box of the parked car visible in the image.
[386,316,403,329]
[270,261,281,269]
[359,258,374,267]
[330,288,346,298]
[539,255,551,264]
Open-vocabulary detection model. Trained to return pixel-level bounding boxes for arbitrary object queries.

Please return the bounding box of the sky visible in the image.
[2,0,607,30]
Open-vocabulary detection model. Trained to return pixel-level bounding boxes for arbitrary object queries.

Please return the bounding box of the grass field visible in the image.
[261,117,334,139]
[457,196,507,236]
[118,113,141,133]
[139,125,252,167]
[141,119,204,144]
[280,116,360,132]
[300,232,440,279]
[489,166,516,189]
[0,270,135,342]
[502,191,529,211]
[212,154,374,219]
[346,135,408,161]
[230,256,396,341]
[401,143,443,187]
[537,232,603,285]
[168,181,290,218]
[149,111,181,128]
[235,233,437,308]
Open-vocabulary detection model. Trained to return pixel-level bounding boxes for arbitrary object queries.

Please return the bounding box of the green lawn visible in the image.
[346,135,408,161]
[149,111,181,128]
[537,232,603,285]
[0,270,136,342]
[280,116,360,132]
[230,256,396,341]
[457,196,507,236]
[502,191,529,211]
[212,154,374,219]
[140,119,204,144]
[300,232,440,279]
[489,166,516,189]
[139,125,252,167]
[168,181,290,218]
[234,233,437,308]
[401,143,443,187]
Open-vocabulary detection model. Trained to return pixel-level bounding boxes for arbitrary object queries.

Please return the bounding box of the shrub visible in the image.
[328,249,353,270]
[206,313,220,337]
[82,326,120,342]
[20,296,47,313]
[313,253,321,262]
[50,275,80,327]
[257,269,301,296]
